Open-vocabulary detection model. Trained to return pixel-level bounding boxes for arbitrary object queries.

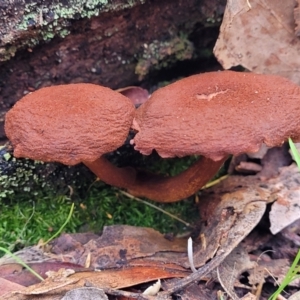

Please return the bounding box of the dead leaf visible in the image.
[281,219,300,246]
[294,0,300,36]
[216,246,256,300]
[248,258,300,287]
[7,265,187,300]
[269,165,300,234]
[15,268,79,295]
[214,0,300,84]
[181,186,269,268]
[0,278,25,297]
[240,293,257,300]
[61,287,108,300]
[288,290,300,300]
[50,225,187,269]
[235,161,262,174]
[179,282,212,300]
[0,245,54,265]
[0,261,89,287]
[259,145,292,180]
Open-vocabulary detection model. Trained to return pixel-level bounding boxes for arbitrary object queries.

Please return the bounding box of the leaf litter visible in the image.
[2,145,300,298]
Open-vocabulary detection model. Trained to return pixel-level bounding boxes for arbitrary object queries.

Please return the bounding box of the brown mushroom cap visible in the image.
[5,83,135,165]
[133,71,300,161]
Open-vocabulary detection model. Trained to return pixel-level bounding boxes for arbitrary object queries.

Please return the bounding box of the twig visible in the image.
[161,252,227,294]
[201,175,228,190]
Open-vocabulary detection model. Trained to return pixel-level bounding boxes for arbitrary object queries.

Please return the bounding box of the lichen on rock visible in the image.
[0,144,94,200]
[0,0,146,61]
[135,34,195,80]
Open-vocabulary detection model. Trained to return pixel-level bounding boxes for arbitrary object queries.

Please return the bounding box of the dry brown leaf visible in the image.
[0,245,55,265]
[61,287,108,300]
[288,290,300,300]
[179,282,212,300]
[216,246,256,300]
[248,258,290,287]
[240,293,257,300]
[269,165,300,234]
[294,0,300,36]
[50,225,187,269]
[281,219,300,246]
[0,261,89,287]
[0,278,25,298]
[6,265,187,300]
[181,185,269,268]
[214,0,300,84]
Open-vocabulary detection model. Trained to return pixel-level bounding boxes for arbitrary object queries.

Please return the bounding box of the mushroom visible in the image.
[4,82,224,203]
[116,86,149,106]
[6,71,300,204]
[129,70,300,201]
[4,83,137,189]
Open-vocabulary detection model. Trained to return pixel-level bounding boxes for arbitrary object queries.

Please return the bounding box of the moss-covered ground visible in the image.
[0,154,201,252]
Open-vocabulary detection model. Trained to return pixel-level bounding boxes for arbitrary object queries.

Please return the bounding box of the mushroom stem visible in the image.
[83,156,137,188]
[84,155,227,203]
[127,156,227,202]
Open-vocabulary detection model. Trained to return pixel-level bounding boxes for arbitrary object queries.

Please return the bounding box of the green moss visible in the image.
[0,194,78,250]
[0,181,198,251]
[135,34,194,80]
[1,146,200,251]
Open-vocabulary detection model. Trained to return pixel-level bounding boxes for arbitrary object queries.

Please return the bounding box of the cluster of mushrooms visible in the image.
[5,71,300,202]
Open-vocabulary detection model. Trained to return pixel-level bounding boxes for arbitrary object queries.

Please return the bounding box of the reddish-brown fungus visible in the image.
[116,86,149,106]
[5,83,137,189]
[6,71,300,204]
[130,70,300,201]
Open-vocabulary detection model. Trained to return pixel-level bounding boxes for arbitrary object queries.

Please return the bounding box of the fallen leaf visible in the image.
[214,0,300,84]
[181,185,269,268]
[259,145,292,180]
[7,265,188,299]
[281,219,300,246]
[0,261,89,286]
[294,0,300,36]
[288,290,300,300]
[178,282,212,300]
[235,161,262,174]
[0,278,25,297]
[50,225,187,269]
[269,165,300,234]
[61,287,108,300]
[216,246,256,300]
[240,293,257,300]
[248,258,300,288]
